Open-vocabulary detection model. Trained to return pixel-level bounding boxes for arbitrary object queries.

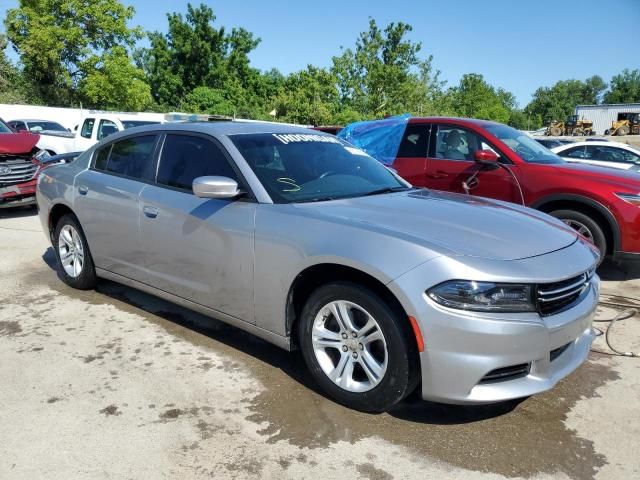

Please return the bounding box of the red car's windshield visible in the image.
[485,124,564,164]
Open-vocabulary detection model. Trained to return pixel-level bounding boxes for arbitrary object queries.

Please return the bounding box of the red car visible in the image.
[342,117,640,263]
[0,118,44,209]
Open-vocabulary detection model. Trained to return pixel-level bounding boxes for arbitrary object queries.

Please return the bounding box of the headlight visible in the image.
[427,280,535,312]
[615,192,640,206]
[34,149,50,161]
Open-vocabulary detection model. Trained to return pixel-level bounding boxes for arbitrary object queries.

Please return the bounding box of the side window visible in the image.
[13,122,27,131]
[80,118,95,139]
[93,145,111,170]
[397,124,430,158]
[562,146,587,159]
[97,120,118,140]
[594,146,638,164]
[104,135,157,180]
[434,125,482,161]
[157,134,237,191]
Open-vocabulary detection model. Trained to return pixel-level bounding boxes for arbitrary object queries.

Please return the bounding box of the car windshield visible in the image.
[121,120,160,129]
[230,132,410,203]
[27,121,67,132]
[485,124,565,164]
[0,120,13,133]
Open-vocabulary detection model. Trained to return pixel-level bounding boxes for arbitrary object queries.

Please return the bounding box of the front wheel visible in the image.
[298,282,419,412]
[549,209,606,264]
[53,213,97,289]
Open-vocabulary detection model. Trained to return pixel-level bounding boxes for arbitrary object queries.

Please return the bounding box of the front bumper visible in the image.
[389,239,599,404]
[0,180,37,208]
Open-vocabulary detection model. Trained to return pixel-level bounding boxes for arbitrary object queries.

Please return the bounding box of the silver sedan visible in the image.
[36,122,600,412]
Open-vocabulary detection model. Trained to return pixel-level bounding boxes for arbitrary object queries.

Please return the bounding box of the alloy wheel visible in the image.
[58,224,85,278]
[311,300,388,393]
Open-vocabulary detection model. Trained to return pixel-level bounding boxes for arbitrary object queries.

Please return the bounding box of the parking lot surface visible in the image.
[1,209,639,480]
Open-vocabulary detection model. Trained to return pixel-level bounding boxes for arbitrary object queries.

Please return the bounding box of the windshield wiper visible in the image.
[361,186,415,197]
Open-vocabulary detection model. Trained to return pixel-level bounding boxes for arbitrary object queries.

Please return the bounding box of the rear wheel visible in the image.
[572,128,584,136]
[617,125,630,136]
[298,282,418,412]
[53,214,97,289]
[549,126,562,136]
[549,209,606,263]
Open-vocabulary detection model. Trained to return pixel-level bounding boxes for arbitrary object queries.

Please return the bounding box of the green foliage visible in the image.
[524,76,607,127]
[273,66,340,125]
[5,0,142,106]
[79,46,152,111]
[0,34,41,104]
[331,19,443,118]
[138,3,261,108]
[603,69,640,104]
[446,74,512,123]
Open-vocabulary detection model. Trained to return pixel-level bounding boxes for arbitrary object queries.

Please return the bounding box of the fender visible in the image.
[530,193,621,252]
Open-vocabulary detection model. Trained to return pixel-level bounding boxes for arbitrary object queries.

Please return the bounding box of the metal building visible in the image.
[575,103,640,135]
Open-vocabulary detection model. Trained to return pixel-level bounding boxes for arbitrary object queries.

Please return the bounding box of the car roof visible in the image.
[555,140,636,150]
[408,116,501,127]
[9,119,62,123]
[110,120,318,138]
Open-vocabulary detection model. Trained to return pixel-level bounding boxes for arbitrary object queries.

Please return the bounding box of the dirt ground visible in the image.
[1,208,639,480]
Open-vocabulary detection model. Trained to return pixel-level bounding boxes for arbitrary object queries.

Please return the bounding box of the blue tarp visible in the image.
[337,114,410,165]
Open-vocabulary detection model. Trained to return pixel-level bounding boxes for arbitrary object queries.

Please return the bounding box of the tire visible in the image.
[549,126,562,136]
[549,209,606,263]
[572,128,584,136]
[53,213,97,289]
[298,282,419,412]
[617,125,630,136]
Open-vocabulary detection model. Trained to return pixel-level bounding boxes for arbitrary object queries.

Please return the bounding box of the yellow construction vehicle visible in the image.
[606,112,640,136]
[546,115,593,136]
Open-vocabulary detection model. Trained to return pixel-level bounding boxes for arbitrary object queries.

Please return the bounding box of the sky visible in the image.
[1,0,639,107]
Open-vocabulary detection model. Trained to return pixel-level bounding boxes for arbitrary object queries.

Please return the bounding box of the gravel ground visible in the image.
[1,209,639,480]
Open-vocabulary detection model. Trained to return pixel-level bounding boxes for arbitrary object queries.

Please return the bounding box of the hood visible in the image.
[294,189,578,261]
[550,162,640,189]
[0,132,40,155]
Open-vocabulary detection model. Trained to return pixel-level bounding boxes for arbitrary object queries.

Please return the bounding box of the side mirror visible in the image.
[192,176,241,199]
[474,149,500,165]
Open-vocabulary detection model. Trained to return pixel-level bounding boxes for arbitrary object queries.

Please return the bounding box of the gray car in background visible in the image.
[36,122,600,412]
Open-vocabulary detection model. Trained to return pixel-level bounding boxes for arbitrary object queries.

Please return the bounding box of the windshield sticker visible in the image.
[344,146,369,156]
[272,133,341,145]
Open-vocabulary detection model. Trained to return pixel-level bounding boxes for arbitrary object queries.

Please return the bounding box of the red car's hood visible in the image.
[0,132,40,155]
[550,162,640,189]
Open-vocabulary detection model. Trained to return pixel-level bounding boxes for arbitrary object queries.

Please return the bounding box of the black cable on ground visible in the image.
[591,293,640,357]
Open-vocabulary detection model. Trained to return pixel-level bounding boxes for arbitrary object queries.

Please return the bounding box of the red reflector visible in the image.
[408,316,425,352]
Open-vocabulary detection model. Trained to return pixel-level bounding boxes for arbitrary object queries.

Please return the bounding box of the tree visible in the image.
[138,3,261,108]
[604,69,640,104]
[0,34,41,104]
[79,47,152,111]
[524,76,607,127]
[446,74,514,123]
[273,66,340,125]
[5,0,143,105]
[331,19,443,118]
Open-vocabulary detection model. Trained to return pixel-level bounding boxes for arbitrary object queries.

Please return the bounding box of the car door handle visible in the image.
[427,171,449,179]
[143,206,159,219]
[78,185,88,195]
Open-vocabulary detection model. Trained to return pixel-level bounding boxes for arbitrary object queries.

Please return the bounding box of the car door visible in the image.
[74,118,97,151]
[74,134,159,281]
[583,145,639,170]
[139,132,256,323]
[425,123,521,203]
[391,123,429,186]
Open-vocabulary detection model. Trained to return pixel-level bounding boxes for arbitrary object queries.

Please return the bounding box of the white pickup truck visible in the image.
[36,113,162,155]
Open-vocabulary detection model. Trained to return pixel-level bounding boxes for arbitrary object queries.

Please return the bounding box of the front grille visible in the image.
[550,342,571,362]
[0,157,38,186]
[536,270,594,317]
[480,363,531,383]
